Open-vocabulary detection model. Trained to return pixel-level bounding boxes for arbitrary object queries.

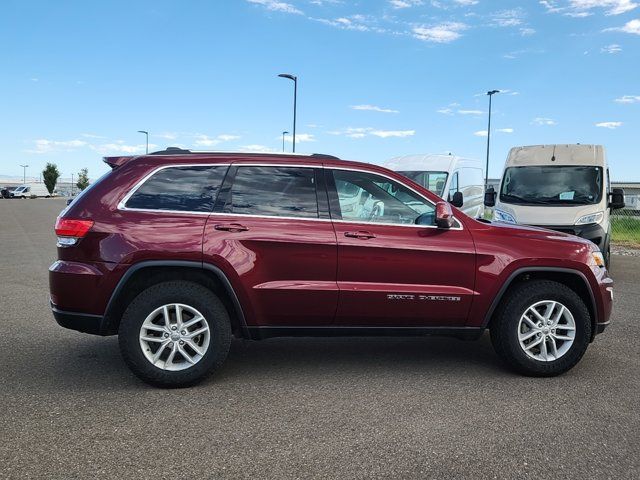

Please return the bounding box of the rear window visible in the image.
[224,166,318,218]
[125,166,227,212]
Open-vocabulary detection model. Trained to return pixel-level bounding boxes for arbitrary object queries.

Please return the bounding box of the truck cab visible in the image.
[485,144,625,266]
[384,154,485,218]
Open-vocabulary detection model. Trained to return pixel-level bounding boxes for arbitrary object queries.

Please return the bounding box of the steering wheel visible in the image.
[369,200,384,221]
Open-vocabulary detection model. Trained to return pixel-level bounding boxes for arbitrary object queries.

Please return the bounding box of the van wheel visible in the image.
[118,281,231,388]
[490,280,591,377]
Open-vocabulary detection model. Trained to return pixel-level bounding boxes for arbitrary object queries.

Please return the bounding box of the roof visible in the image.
[505,144,605,167]
[383,154,482,172]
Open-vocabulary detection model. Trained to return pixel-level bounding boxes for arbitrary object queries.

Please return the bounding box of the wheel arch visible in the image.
[101,260,248,338]
[483,267,598,341]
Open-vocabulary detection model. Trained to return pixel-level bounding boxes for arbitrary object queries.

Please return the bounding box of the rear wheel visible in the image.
[490,280,591,376]
[118,281,231,388]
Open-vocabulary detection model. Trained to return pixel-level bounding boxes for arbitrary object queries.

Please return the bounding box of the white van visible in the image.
[10,183,51,198]
[384,154,485,217]
[485,144,625,266]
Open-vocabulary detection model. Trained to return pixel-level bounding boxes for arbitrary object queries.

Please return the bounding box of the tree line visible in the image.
[42,163,90,194]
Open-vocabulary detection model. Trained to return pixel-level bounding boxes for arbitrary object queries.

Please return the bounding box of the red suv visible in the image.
[50,149,613,387]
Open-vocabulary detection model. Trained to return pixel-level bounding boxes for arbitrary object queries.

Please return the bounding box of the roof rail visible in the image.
[148,147,340,159]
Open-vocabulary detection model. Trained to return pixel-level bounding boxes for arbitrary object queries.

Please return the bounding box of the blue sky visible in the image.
[1,0,638,180]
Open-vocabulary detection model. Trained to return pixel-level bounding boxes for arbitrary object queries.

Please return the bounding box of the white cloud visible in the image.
[283,133,316,142]
[194,134,241,147]
[474,130,488,137]
[93,143,154,154]
[370,129,415,138]
[454,0,478,5]
[474,128,513,136]
[412,22,468,43]
[520,27,536,35]
[437,108,454,115]
[240,144,278,152]
[532,117,558,125]
[614,95,640,103]
[246,0,303,14]
[389,0,423,8]
[154,132,179,140]
[491,9,524,27]
[542,0,638,16]
[595,121,623,129]
[26,139,88,154]
[350,104,399,113]
[496,128,514,133]
[604,18,640,34]
[458,109,484,115]
[601,43,622,53]
[81,133,106,139]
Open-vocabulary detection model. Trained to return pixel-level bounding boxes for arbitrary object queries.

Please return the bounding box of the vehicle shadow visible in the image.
[8,333,506,392]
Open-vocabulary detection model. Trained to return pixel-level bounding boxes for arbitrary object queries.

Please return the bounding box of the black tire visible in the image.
[490,280,591,377]
[118,281,231,388]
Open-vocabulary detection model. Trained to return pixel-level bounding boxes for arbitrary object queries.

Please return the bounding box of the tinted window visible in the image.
[226,166,318,218]
[332,169,435,225]
[126,166,227,212]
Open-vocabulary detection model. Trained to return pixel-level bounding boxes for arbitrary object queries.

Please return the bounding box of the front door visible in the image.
[202,165,338,326]
[327,168,476,327]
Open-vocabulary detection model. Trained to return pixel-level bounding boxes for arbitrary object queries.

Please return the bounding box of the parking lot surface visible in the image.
[1,198,639,479]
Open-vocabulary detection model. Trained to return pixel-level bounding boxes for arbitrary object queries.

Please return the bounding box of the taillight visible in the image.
[54,218,94,247]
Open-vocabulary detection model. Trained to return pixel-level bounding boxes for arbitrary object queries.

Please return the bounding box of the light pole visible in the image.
[485,90,500,187]
[278,73,297,152]
[282,131,289,152]
[20,164,28,184]
[71,173,75,196]
[138,130,149,154]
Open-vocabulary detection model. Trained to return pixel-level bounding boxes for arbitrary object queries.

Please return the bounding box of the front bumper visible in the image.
[532,223,607,250]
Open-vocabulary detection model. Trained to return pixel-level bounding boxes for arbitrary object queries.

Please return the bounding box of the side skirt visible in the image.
[247,326,484,341]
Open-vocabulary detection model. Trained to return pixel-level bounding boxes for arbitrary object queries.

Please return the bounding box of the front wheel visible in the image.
[490,280,591,377]
[118,281,232,388]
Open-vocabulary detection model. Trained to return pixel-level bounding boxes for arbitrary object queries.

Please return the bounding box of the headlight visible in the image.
[576,211,604,225]
[588,251,605,268]
[494,209,516,223]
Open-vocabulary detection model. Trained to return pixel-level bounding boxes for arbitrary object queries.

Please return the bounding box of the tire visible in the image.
[490,280,591,377]
[118,281,232,388]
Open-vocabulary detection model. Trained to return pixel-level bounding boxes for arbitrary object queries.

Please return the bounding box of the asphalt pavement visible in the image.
[1,198,638,479]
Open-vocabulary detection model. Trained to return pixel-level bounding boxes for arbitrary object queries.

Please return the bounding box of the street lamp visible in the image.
[71,173,75,197]
[19,164,28,184]
[484,90,500,188]
[278,73,297,152]
[282,131,289,152]
[138,130,149,154]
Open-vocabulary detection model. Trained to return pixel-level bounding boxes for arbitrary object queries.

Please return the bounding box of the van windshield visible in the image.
[500,166,603,205]
[397,171,448,197]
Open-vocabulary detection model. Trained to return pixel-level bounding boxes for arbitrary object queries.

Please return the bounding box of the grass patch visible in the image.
[611,215,640,247]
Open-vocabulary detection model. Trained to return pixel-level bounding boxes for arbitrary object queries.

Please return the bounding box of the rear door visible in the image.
[327,167,476,327]
[202,164,338,326]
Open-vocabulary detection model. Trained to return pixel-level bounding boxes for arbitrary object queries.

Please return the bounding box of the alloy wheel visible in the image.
[517,300,576,362]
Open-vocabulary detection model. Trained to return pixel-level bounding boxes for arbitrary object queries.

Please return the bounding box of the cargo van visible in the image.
[384,154,485,218]
[485,144,625,266]
[10,183,51,198]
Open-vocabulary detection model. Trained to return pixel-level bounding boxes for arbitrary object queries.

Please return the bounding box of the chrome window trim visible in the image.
[117,162,463,229]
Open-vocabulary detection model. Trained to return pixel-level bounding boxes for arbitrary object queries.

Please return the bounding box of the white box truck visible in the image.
[484,144,625,266]
[384,154,485,218]
[10,183,51,198]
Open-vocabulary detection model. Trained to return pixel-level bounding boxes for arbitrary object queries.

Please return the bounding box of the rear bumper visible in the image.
[51,303,104,335]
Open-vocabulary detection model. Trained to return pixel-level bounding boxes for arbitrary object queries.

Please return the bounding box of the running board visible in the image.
[246,326,484,341]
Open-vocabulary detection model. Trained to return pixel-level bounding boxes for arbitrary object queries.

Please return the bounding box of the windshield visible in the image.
[397,171,448,197]
[500,166,603,205]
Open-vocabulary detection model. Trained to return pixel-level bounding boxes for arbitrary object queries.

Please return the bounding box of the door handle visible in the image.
[344,230,376,240]
[214,223,249,232]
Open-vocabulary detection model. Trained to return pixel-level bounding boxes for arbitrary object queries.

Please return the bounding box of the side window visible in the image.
[331,169,435,225]
[448,172,459,200]
[125,166,227,212]
[225,166,318,218]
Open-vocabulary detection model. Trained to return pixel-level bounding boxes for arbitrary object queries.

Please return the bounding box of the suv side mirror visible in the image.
[484,186,496,207]
[609,188,625,210]
[451,191,464,208]
[436,201,454,229]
